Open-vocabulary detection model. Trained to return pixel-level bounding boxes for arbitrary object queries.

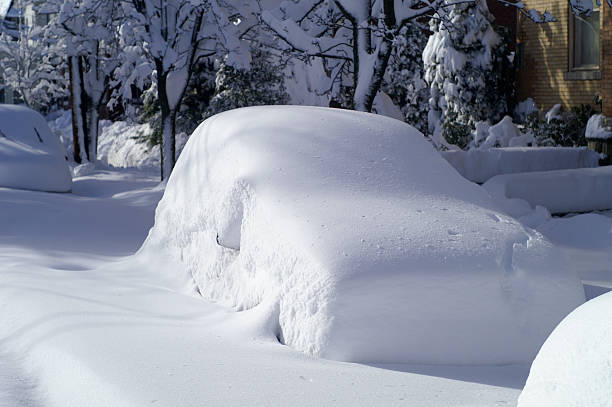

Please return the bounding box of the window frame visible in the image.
[568,4,601,73]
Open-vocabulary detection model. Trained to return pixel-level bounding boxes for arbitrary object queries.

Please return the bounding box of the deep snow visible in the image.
[484,166,612,214]
[442,147,599,184]
[142,106,584,364]
[0,167,531,407]
[518,292,612,406]
[1,110,610,406]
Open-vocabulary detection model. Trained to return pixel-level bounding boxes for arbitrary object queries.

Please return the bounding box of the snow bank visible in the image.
[97,120,160,169]
[442,147,599,183]
[142,106,584,364]
[48,110,163,170]
[0,105,71,192]
[538,213,612,250]
[484,166,612,214]
[585,114,612,140]
[518,292,612,407]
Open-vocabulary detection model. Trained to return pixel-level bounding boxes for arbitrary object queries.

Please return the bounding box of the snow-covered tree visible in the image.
[55,0,124,163]
[383,23,429,134]
[116,0,248,180]
[0,1,65,112]
[205,46,289,118]
[261,0,554,114]
[423,0,514,148]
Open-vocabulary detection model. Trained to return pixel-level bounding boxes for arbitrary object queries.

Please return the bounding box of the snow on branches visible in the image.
[117,0,250,179]
[260,0,563,114]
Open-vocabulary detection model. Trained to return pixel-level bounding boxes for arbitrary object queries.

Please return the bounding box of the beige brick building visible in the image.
[516,0,611,115]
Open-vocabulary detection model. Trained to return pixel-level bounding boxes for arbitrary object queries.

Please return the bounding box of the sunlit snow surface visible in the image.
[0,167,529,407]
[142,106,584,364]
[0,166,609,406]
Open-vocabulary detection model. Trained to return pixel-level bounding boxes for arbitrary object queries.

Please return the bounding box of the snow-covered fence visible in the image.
[441,147,600,184]
[484,166,612,214]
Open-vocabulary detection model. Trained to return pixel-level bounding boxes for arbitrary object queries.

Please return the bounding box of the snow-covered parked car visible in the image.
[141,106,584,364]
[518,291,612,406]
[0,105,72,192]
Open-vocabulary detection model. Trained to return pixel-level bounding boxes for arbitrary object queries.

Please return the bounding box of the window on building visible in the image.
[570,5,600,70]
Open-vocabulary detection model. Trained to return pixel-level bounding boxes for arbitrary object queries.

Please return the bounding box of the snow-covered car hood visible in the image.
[141,106,584,364]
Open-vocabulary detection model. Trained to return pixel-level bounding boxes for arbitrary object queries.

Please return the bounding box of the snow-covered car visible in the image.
[518,291,612,406]
[141,106,584,364]
[0,104,72,192]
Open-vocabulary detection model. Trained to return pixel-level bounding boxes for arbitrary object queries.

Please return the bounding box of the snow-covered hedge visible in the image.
[97,120,160,169]
[484,166,612,214]
[142,106,584,364]
[442,147,599,183]
[0,105,71,192]
[518,292,612,406]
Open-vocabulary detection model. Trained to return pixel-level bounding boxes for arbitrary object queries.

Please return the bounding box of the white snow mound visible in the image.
[442,147,599,183]
[484,166,612,214]
[142,106,584,364]
[518,292,612,407]
[0,104,71,192]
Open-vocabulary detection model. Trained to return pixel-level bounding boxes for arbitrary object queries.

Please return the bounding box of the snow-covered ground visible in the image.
[1,111,610,406]
[0,167,532,407]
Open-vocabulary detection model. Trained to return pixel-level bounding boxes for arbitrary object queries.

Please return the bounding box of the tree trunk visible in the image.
[69,56,88,163]
[353,40,393,113]
[161,108,177,181]
[156,68,176,180]
[87,102,99,162]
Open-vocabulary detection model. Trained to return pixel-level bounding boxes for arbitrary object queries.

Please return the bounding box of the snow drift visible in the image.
[142,106,584,364]
[442,147,599,184]
[0,105,71,192]
[518,292,612,406]
[484,166,612,214]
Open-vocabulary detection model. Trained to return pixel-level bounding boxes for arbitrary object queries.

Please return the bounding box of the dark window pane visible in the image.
[574,10,600,68]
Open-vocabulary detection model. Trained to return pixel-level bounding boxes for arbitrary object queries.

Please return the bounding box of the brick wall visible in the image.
[517,0,602,113]
[602,5,612,116]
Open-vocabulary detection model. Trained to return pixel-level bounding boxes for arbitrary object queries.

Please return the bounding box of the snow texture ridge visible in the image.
[0,104,72,192]
[518,292,612,407]
[141,106,585,364]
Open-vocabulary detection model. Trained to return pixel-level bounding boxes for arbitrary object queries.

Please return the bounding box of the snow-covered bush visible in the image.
[475,116,534,149]
[424,0,514,147]
[514,98,539,123]
[522,104,596,147]
[383,24,429,134]
[518,292,612,407]
[205,47,289,119]
[141,105,584,364]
